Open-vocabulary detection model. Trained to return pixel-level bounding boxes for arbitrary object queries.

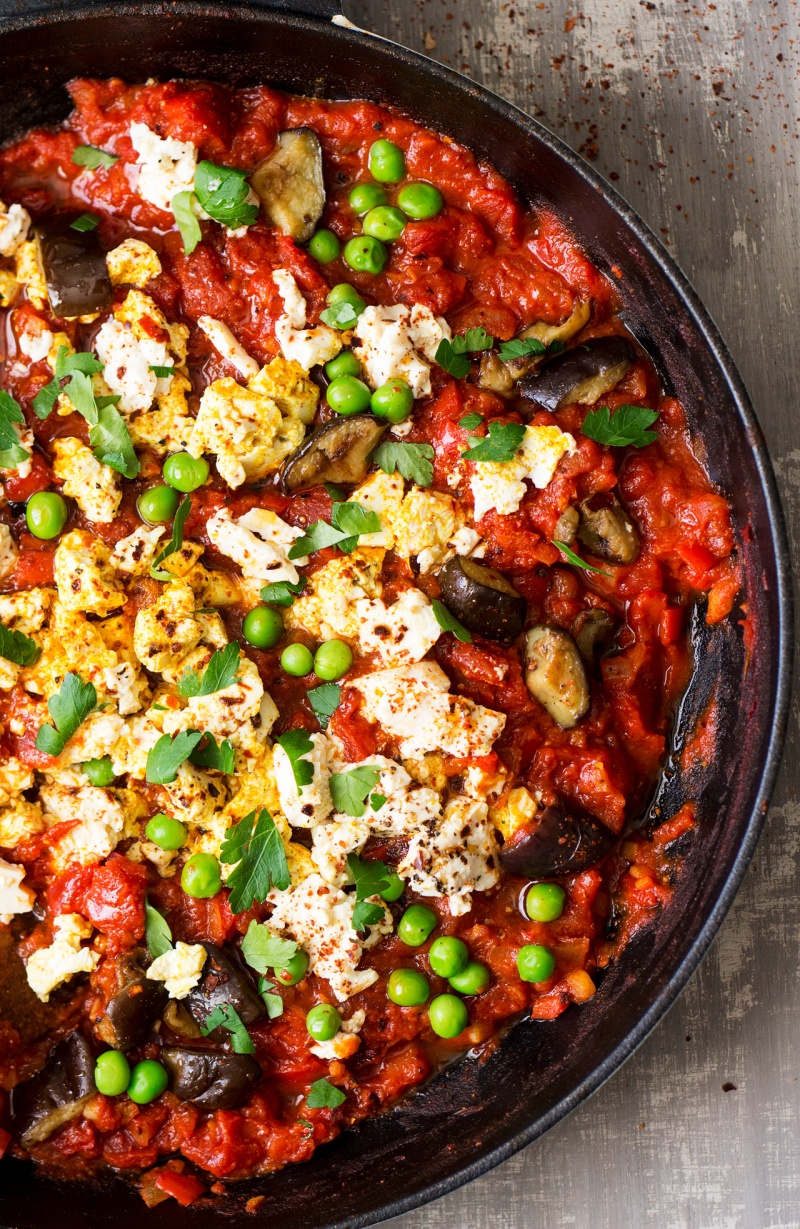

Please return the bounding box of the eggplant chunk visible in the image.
[163,1047,261,1110]
[553,505,579,546]
[280,414,387,494]
[35,213,113,318]
[184,943,264,1034]
[498,805,614,878]
[477,300,591,397]
[519,336,636,413]
[572,608,615,661]
[250,129,325,243]
[525,625,590,729]
[11,1031,95,1146]
[438,556,526,644]
[577,499,640,564]
[95,949,168,1052]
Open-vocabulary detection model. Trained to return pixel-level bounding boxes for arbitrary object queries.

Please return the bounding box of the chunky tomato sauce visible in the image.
[0,77,738,1205]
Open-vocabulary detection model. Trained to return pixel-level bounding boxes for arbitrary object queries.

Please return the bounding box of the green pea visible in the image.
[448,960,490,996]
[94,1050,131,1097]
[136,483,180,525]
[349,182,388,214]
[379,871,405,903]
[326,374,372,416]
[343,235,387,275]
[397,182,444,220]
[325,350,362,380]
[362,205,406,242]
[82,756,115,787]
[428,936,468,979]
[145,812,188,851]
[280,643,314,676]
[387,968,430,1007]
[327,282,363,307]
[26,491,68,540]
[524,882,567,923]
[314,639,353,681]
[398,903,437,947]
[306,1002,341,1041]
[368,138,406,183]
[370,378,414,423]
[517,943,556,984]
[243,605,284,650]
[275,950,309,986]
[308,229,341,263]
[181,852,222,899]
[428,993,468,1038]
[127,1059,169,1105]
[163,451,209,493]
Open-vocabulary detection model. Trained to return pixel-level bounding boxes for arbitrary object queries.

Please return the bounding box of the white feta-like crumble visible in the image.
[0,201,31,257]
[110,524,166,578]
[207,506,307,589]
[273,731,334,828]
[353,302,451,397]
[0,524,17,582]
[309,1008,366,1060]
[0,855,34,923]
[197,316,260,380]
[25,913,99,1001]
[311,815,369,886]
[356,588,441,666]
[52,437,122,525]
[127,122,199,213]
[272,268,341,370]
[470,424,576,522]
[398,796,500,916]
[18,326,53,363]
[94,317,173,415]
[40,782,127,868]
[146,941,207,999]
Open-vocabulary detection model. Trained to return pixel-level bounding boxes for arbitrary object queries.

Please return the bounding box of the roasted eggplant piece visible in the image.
[519,336,636,413]
[95,949,168,1052]
[438,556,526,644]
[162,998,202,1039]
[250,128,325,243]
[478,299,591,397]
[525,625,590,728]
[163,1047,261,1110]
[499,804,614,878]
[553,505,579,546]
[572,608,615,661]
[576,498,640,565]
[11,1031,95,1146]
[35,213,113,318]
[280,414,387,494]
[184,943,264,1034]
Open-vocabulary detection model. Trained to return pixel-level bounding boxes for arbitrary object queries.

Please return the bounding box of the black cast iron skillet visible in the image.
[0,2,792,1226]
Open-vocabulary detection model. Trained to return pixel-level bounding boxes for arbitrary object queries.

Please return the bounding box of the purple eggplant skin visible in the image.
[162,1047,261,1110]
[11,1031,95,1147]
[35,213,112,318]
[519,336,636,413]
[498,805,615,878]
[184,944,265,1035]
[280,414,387,494]
[97,974,169,1052]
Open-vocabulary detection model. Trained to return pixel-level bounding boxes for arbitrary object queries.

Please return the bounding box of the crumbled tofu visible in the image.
[0,587,52,634]
[110,524,166,578]
[40,782,127,868]
[311,816,369,886]
[349,473,483,573]
[52,437,122,524]
[25,604,119,702]
[0,268,18,307]
[353,303,451,397]
[162,656,264,742]
[287,548,384,642]
[162,760,224,826]
[94,318,169,415]
[0,657,20,691]
[0,855,34,923]
[116,289,188,365]
[356,588,441,666]
[273,732,334,828]
[250,355,319,425]
[309,1008,365,1061]
[102,661,147,716]
[0,523,17,581]
[189,376,303,488]
[272,268,342,370]
[133,579,202,675]
[398,797,500,916]
[146,941,207,999]
[470,424,576,522]
[127,122,199,213]
[14,241,46,310]
[268,873,391,1001]
[110,714,163,779]
[53,707,125,767]
[54,530,126,616]
[0,757,34,806]
[18,325,53,363]
[106,238,162,288]
[197,317,259,380]
[0,201,30,257]
[347,471,404,548]
[490,784,538,841]
[207,506,307,588]
[127,375,194,456]
[0,800,44,848]
[25,913,98,1001]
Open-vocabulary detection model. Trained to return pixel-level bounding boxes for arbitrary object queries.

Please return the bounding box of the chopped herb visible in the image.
[581,403,660,448]
[72,144,119,170]
[320,301,359,329]
[274,728,315,790]
[497,336,565,362]
[149,364,174,378]
[432,598,472,643]
[352,900,387,932]
[201,1003,255,1054]
[330,765,381,818]
[220,808,291,913]
[260,577,306,607]
[372,441,434,488]
[88,400,140,479]
[145,730,205,784]
[189,733,235,774]
[258,977,284,1019]
[553,540,613,577]
[144,898,173,960]
[194,161,258,231]
[241,919,298,973]
[435,329,494,378]
[178,642,240,698]
[33,347,138,477]
[324,483,347,502]
[297,1118,313,1132]
[0,622,39,667]
[70,213,99,232]
[150,494,192,579]
[306,1077,346,1109]
[307,682,341,731]
[370,793,387,811]
[288,501,380,559]
[458,411,483,432]
[35,672,97,757]
[461,420,526,464]
[172,190,202,255]
[0,390,29,470]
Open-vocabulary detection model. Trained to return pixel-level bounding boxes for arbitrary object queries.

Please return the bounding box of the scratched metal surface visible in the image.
[341,1,800,1226]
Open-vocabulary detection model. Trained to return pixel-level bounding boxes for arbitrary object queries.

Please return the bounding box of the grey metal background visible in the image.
[339,1,800,1227]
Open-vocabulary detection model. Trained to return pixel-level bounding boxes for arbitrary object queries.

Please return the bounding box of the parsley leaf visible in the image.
[241,919,298,973]
[372,441,434,488]
[221,808,291,913]
[145,730,205,784]
[258,976,284,1019]
[70,213,99,232]
[307,683,341,731]
[324,482,347,502]
[274,728,315,790]
[459,327,494,352]
[0,622,39,667]
[89,401,140,478]
[352,900,387,932]
[319,301,360,329]
[178,641,240,698]
[370,793,387,811]
[35,348,138,477]
[435,329,494,378]
[288,501,380,559]
[306,1077,346,1109]
[189,733,235,774]
[331,765,381,817]
[461,420,526,463]
[149,364,174,378]
[347,852,392,900]
[35,672,97,757]
[458,411,483,432]
[553,540,613,577]
[72,144,118,170]
[0,390,29,469]
[497,337,565,362]
[150,495,192,579]
[201,1003,255,1054]
[144,898,173,960]
[581,404,660,448]
[261,578,306,607]
[172,190,202,255]
[194,161,259,231]
[432,598,472,643]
